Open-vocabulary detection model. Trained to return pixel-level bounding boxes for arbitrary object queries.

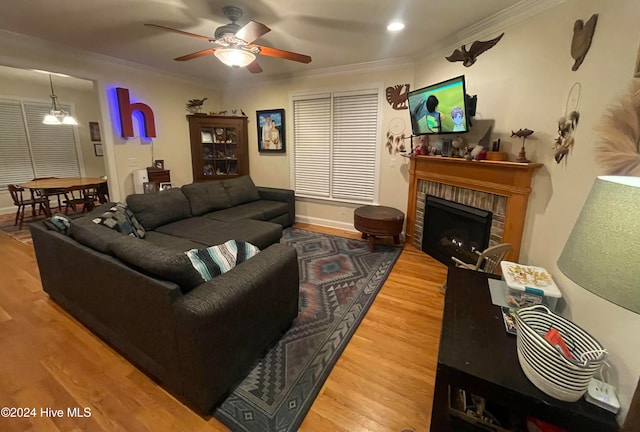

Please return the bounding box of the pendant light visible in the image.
[43,74,78,125]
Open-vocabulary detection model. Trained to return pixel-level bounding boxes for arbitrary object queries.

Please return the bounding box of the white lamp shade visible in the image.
[557,176,640,313]
[61,115,78,125]
[214,48,256,67]
[43,113,61,125]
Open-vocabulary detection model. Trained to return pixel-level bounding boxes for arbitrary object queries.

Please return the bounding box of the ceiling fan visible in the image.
[145,6,312,73]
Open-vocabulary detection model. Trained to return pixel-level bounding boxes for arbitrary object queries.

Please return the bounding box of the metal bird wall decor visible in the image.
[571,14,598,71]
[385,84,410,110]
[186,98,207,113]
[445,33,505,67]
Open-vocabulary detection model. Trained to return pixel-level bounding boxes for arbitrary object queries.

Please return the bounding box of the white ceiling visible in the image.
[0,0,540,85]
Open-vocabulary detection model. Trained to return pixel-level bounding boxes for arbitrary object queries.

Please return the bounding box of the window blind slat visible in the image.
[331,93,378,202]
[24,102,80,179]
[0,100,34,188]
[293,90,379,203]
[293,97,331,198]
[0,99,81,189]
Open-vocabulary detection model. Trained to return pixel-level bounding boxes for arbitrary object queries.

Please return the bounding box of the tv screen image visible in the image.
[408,75,468,136]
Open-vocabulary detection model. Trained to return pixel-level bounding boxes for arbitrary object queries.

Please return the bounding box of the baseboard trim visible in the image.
[295,215,357,233]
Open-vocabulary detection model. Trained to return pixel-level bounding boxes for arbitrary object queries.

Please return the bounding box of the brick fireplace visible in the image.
[406,156,542,263]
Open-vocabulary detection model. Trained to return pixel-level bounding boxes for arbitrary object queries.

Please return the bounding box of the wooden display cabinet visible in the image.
[187,114,249,182]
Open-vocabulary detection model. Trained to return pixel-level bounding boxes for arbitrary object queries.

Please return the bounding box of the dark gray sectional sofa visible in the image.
[30,176,300,414]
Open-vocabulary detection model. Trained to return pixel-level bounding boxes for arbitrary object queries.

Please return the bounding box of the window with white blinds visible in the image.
[0,98,80,189]
[292,88,380,203]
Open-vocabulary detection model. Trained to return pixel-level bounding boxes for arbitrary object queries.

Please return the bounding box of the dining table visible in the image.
[18,177,108,217]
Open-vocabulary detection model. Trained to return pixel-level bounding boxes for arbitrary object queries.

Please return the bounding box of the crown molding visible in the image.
[0,29,220,90]
[416,0,568,63]
[223,0,566,90]
[0,0,566,91]
[222,56,416,90]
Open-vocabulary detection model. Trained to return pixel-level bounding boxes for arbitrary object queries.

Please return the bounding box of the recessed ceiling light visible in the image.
[387,21,405,32]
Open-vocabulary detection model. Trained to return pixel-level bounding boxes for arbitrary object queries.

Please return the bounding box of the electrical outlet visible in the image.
[390,157,396,167]
[128,158,137,167]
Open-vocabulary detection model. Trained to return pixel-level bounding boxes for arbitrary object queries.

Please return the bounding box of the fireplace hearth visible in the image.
[422,196,492,265]
[405,156,542,262]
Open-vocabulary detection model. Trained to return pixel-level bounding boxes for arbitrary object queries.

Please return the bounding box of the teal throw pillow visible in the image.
[185,240,259,281]
[43,213,72,235]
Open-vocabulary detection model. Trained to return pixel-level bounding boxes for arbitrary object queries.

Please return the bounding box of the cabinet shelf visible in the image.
[189,114,248,181]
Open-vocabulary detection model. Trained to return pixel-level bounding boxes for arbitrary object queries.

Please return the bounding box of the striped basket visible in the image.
[514,305,607,402]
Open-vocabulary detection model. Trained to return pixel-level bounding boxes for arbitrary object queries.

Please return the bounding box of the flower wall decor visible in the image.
[595,80,640,176]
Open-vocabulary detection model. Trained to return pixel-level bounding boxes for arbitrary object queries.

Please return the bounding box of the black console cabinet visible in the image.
[431,266,619,431]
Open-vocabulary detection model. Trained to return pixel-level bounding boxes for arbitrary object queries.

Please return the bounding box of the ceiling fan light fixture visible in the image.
[214,48,256,68]
[387,21,405,32]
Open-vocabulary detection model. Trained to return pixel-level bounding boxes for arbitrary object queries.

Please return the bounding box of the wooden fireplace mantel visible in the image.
[406,156,542,262]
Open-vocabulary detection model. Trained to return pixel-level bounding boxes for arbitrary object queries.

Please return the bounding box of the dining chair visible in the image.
[8,184,49,229]
[64,187,96,214]
[32,177,67,211]
[441,243,512,293]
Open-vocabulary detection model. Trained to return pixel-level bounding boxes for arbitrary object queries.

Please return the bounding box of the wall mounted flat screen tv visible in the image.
[408,75,468,136]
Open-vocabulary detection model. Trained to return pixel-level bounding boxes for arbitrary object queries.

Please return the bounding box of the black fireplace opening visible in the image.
[422,195,493,266]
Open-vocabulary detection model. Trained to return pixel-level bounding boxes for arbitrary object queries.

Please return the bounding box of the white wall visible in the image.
[0,67,104,211]
[414,0,640,423]
[225,0,640,423]
[220,63,416,231]
[0,0,638,422]
[0,31,221,204]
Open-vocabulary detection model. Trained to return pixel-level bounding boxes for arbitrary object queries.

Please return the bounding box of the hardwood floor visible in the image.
[0,223,447,432]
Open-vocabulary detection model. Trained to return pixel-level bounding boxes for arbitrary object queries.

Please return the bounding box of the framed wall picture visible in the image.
[89,122,101,141]
[94,143,103,156]
[154,160,164,170]
[256,109,285,153]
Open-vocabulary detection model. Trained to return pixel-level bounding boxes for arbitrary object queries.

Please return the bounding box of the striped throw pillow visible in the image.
[185,240,260,281]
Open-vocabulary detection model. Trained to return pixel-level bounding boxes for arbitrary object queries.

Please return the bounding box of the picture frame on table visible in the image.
[159,182,172,191]
[143,182,156,194]
[94,143,103,157]
[201,131,213,143]
[256,109,285,153]
[154,160,164,170]
[89,122,101,141]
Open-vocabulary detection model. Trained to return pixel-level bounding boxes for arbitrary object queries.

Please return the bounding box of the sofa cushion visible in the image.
[236,200,289,220]
[181,181,231,216]
[92,203,145,238]
[110,236,203,293]
[126,189,192,230]
[154,217,227,237]
[185,240,260,281]
[221,176,260,206]
[204,205,266,222]
[70,216,126,255]
[175,219,282,251]
[143,231,209,252]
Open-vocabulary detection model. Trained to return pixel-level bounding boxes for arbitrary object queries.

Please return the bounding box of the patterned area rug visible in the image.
[0,208,83,245]
[0,212,47,245]
[213,227,402,431]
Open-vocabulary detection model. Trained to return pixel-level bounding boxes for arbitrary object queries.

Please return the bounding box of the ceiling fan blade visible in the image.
[174,48,217,62]
[235,20,270,44]
[246,60,263,74]
[252,45,312,64]
[144,23,213,42]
